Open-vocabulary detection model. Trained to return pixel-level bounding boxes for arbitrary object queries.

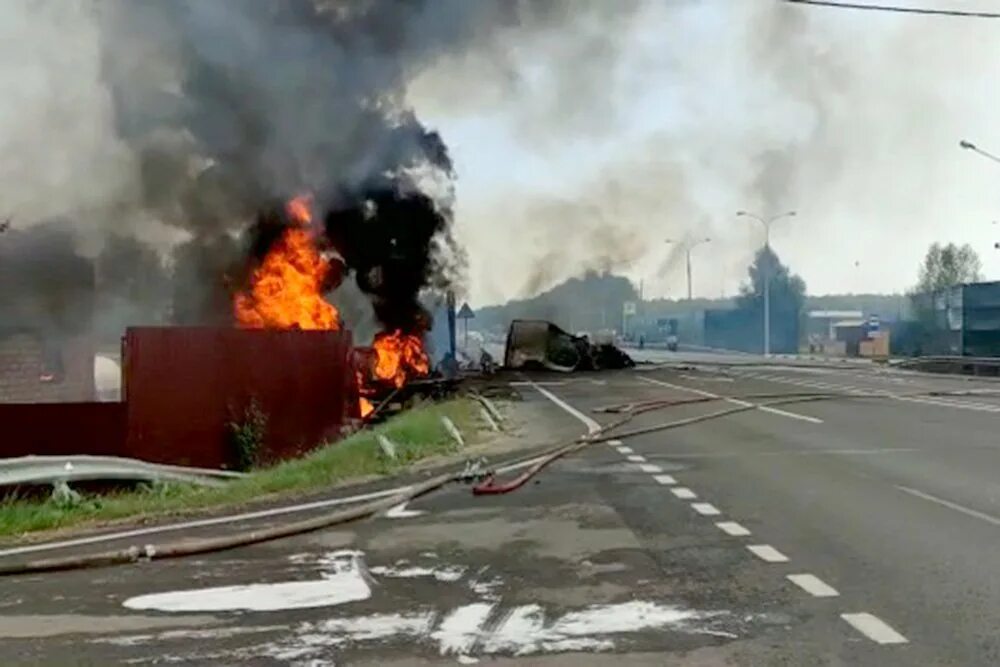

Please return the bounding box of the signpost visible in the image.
[867,315,880,339]
[622,301,637,339]
[457,302,475,351]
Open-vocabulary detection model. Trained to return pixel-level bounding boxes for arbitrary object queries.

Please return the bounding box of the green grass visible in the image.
[0,398,482,539]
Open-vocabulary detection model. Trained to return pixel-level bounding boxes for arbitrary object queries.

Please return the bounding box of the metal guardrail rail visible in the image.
[893,355,1000,377]
[0,455,246,489]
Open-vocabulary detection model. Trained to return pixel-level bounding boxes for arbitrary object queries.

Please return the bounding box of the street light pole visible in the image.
[736,210,796,356]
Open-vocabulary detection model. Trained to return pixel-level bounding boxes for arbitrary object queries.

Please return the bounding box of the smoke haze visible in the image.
[2,0,999,321]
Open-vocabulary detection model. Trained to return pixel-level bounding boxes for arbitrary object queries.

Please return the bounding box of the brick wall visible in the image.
[0,333,96,403]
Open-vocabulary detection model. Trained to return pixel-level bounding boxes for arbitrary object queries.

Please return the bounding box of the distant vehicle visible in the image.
[666,334,678,352]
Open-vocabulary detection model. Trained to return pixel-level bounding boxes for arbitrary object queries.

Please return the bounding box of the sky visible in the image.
[407,0,1000,307]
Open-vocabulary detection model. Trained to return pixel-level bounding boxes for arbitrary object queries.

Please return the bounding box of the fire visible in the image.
[234,195,340,330]
[234,195,431,420]
[359,396,375,419]
[371,330,430,388]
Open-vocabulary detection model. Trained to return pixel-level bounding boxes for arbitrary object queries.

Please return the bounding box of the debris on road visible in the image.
[503,320,634,372]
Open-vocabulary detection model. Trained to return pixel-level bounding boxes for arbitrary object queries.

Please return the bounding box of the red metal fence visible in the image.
[123,327,355,469]
[0,328,356,470]
[0,402,126,458]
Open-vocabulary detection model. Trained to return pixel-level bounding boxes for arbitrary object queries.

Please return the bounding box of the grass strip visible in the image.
[0,398,480,539]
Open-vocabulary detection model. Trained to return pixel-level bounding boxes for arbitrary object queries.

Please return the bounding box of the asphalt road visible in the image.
[5,355,1000,664]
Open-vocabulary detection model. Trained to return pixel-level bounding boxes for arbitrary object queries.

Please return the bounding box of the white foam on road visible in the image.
[433,603,496,656]
[691,503,721,516]
[124,550,370,612]
[368,563,466,582]
[637,376,823,424]
[841,613,908,644]
[652,474,677,485]
[671,487,697,500]
[747,545,789,563]
[638,463,662,474]
[787,574,839,597]
[251,599,728,663]
[715,521,751,537]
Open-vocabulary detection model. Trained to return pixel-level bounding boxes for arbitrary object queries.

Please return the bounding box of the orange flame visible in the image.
[359,397,375,419]
[234,195,340,331]
[371,330,430,388]
[233,196,430,420]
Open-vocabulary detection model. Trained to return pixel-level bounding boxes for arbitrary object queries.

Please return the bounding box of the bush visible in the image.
[228,398,268,471]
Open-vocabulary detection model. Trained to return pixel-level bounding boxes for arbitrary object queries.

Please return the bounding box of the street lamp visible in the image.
[665,237,711,301]
[960,139,1000,165]
[736,210,797,356]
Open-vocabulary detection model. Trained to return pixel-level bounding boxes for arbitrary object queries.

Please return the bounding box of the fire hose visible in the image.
[0,387,977,576]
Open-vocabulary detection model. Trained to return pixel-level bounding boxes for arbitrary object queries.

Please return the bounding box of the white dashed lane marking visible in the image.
[638,463,662,474]
[626,455,646,463]
[616,446,634,455]
[670,487,697,500]
[841,613,908,644]
[652,474,677,485]
[747,544,789,563]
[691,503,721,516]
[715,521,751,536]
[787,573,839,597]
[607,439,622,446]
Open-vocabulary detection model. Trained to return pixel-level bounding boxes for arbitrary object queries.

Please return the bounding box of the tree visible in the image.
[734,246,807,353]
[904,243,982,356]
[916,242,982,293]
[737,246,806,314]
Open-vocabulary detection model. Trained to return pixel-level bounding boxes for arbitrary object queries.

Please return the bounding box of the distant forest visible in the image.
[473,271,909,335]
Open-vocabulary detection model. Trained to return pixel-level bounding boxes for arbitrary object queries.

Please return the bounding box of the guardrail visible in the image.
[893,356,1000,377]
[0,455,245,489]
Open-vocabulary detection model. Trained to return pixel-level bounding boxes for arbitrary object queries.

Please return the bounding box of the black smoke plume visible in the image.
[97,0,464,331]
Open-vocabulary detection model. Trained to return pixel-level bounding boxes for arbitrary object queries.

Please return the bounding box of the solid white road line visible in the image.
[747,544,789,563]
[787,573,839,597]
[691,502,721,516]
[626,454,646,463]
[745,371,1000,415]
[897,485,1000,527]
[638,376,823,424]
[652,474,677,485]
[638,463,663,474]
[715,521,751,536]
[527,381,602,435]
[616,446,634,454]
[840,613,908,645]
[0,453,554,560]
[671,487,697,499]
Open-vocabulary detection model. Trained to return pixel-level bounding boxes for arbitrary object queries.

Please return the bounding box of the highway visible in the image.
[4,354,1000,664]
[537,354,1000,665]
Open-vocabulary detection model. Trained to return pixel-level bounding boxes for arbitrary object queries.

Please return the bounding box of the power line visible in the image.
[784,0,1000,18]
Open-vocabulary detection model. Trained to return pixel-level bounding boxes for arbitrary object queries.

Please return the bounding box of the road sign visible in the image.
[456,303,475,352]
[623,301,637,316]
[867,315,881,339]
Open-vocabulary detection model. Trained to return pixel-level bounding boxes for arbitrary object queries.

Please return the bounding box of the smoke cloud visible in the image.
[6,0,998,325]
[417,0,1000,303]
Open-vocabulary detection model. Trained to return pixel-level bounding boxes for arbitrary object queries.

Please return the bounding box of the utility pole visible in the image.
[736,210,796,356]
[666,238,711,301]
